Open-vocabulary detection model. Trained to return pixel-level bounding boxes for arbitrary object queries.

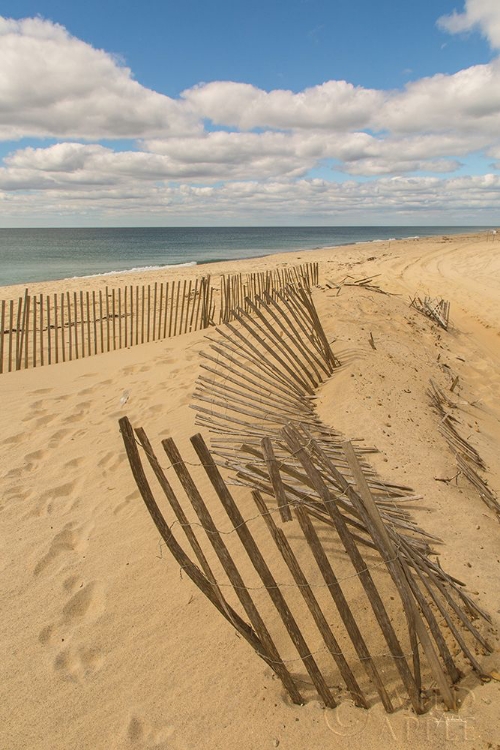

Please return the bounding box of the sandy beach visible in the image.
[1,231,499,750]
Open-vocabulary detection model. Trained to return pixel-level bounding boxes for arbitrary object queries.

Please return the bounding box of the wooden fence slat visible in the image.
[86,291,91,359]
[32,293,37,367]
[294,505,394,711]
[252,489,367,708]
[193,277,203,332]
[341,441,459,707]
[152,282,157,341]
[129,284,134,347]
[135,285,139,346]
[188,432,337,709]
[161,434,303,704]
[146,284,151,343]
[189,279,199,332]
[112,287,117,351]
[141,285,145,344]
[104,287,109,352]
[39,294,44,367]
[23,294,31,370]
[117,287,122,350]
[66,291,73,361]
[261,437,292,522]
[0,299,5,374]
[8,300,14,372]
[80,291,85,358]
[53,294,58,364]
[163,282,169,339]
[45,294,52,365]
[282,426,423,714]
[60,293,66,362]
[124,286,128,349]
[118,418,301,702]
[173,280,181,337]
[158,283,163,340]
[183,279,192,334]
[15,295,23,370]
[73,291,79,360]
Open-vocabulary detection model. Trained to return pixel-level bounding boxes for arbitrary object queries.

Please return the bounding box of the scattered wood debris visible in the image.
[410,296,450,330]
[326,275,394,296]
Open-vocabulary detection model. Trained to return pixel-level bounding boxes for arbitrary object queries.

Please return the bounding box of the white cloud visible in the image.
[377,60,500,136]
[2,175,500,225]
[437,0,500,49]
[181,80,383,130]
[0,16,198,140]
[1,14,500,223]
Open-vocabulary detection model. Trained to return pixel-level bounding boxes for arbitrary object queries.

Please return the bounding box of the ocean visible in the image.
[0,225,491,287]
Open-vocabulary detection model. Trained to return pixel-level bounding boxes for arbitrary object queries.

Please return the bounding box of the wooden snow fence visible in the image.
[410,296,450,330]
[0,262,318,374]
[119,284,493,713]
[428,379,500,519]
[0,278,213,374]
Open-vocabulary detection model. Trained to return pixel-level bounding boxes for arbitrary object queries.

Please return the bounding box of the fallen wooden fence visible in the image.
[410,295,450,330]
[428,379,500,519]
[0,262,318,374]
[119,283,493,713]
[120,419,492,712]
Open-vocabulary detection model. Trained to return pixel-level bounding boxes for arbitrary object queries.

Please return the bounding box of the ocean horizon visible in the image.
[0,225,494,287]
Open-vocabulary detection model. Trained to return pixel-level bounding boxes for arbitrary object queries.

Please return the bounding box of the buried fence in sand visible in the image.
[0,261,318,374]
[120,284,494,714]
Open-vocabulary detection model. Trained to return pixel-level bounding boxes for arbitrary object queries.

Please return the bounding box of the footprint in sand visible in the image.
[53,644,104,681]
[23,448,47,472]
[119,714,175,749]
[98,451,126,473]
[63,402,92,424]
[1,432,25,446]
[61,581,106,625]
[63,456,85,470]
[113,489,140,516]
[39,580,107,681]
[33,519,94,576]
[48,428,71,448]
[29,477,81,517]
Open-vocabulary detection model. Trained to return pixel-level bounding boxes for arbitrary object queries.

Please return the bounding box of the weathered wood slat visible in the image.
[189,432,337,708]
[119,417,302,702]
[161,434,304,704]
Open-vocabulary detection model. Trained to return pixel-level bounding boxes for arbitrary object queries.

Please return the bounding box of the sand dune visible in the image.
[1,232,499,749]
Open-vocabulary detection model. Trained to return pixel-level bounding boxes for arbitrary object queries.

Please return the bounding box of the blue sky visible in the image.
[1,0,500,226]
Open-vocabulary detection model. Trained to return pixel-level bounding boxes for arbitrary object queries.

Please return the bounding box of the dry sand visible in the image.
[1,231,499,750]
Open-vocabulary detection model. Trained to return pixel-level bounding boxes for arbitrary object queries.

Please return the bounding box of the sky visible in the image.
[1,0,500,226]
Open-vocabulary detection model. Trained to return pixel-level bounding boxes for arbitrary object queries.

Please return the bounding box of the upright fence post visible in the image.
[0,299,5,375]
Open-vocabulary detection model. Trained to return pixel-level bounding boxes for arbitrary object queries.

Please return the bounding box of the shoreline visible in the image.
[0,229,494,301]
[1,226,496,294]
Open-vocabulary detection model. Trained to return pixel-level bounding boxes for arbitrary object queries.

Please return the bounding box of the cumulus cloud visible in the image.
[437,0,500,49]
[1,13,500,223]
[0,16,198,140]
[182,80,383,131]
